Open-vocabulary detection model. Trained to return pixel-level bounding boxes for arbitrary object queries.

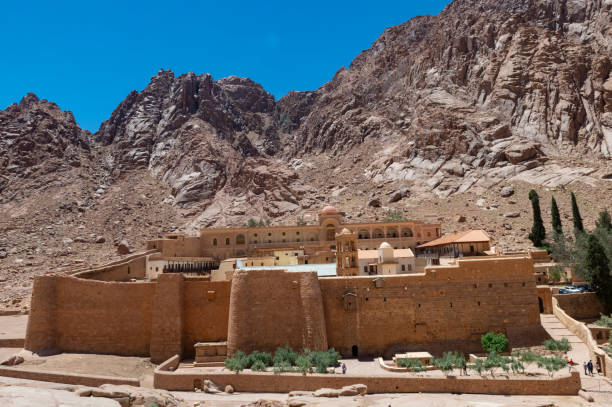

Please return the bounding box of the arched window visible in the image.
[402,228,413,237]
[236,234,245,245]
[326,224,335,241]
[225,238,230,245]
[213,238,217,246]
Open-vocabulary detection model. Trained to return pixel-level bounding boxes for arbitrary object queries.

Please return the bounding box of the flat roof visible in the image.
[417,229,491,248]
[236,260,337,277]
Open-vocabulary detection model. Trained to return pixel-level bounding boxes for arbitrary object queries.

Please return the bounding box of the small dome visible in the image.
[339,228,352,235]
[380,242,392,249]
[321,205,339,216]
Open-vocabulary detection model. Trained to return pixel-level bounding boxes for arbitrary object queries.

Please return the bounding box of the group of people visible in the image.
[570,359,601,375]
[583,360,601,376]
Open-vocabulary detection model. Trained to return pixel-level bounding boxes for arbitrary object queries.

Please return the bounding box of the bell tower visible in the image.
[335,228,358,276]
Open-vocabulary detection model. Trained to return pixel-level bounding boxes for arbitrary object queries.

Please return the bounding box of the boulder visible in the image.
[0,250,7,259]
[500,186,514,197]
[95,236,106,244]
[288,391,312,397]
[287,399,308,407]
[504,143,539,164]
[117,240,131,255]
[453,215,466,223]
[368,198,381,207]
[503,212,521,218]
[1,355,24,366]
[225,384,234,394]
[203,379,221,394]
[388,187,409,203]
[314,388,340,397]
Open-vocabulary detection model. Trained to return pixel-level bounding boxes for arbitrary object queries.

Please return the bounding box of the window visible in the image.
[213,238,217,246]
[156,267,158,272]
[408,265,412,271]
[225,238,230,245]
[296,231,300,235]
[297,239,300,242]
[401,265,405,271]
[254,233,258,237]
[282,232,285,236]
[268,233,271,236]
[364,266,368,273]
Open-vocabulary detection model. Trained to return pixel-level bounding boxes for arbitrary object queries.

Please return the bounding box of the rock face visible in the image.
[0,94,90,200]
[279,0,612,196]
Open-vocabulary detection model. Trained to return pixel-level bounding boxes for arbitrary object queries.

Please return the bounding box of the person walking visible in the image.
[596,360,601,375]
[583,361,588,375]
[342,362,347,374]
[588,360,594,376]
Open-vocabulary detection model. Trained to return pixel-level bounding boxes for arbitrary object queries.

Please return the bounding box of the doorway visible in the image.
[351,345,359,357]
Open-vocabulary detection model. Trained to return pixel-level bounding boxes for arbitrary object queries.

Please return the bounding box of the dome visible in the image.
[339,228,352,235]
[379,242,392,249]
[321,205,339,216]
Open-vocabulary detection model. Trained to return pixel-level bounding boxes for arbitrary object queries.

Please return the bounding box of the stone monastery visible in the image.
[25,206,547,367]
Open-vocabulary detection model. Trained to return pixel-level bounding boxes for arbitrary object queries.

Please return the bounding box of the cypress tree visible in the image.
[596,210,612,231]
[585,234,612,312]
[551,196,563,235]
[528,189,546,247]
[571,192,584,235]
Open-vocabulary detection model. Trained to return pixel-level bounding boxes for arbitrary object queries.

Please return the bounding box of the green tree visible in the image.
[295,355,312,375]
[247,218,258,228]
[596,210,612,231]
[472,358,485,375]
[528,190,546,247]
[481,332,508,354]
[571,192,584,237]
[551,196,563,235]
[296,216,307,226]
[584,234,612,312]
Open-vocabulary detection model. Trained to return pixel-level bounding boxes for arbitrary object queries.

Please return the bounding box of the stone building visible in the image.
[358,242,416,276]
[147,206,442,261]
[416,229,492,262]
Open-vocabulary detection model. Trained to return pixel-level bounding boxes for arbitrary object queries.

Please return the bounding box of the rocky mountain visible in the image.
[0,94,91,202]
[1,0,612,310]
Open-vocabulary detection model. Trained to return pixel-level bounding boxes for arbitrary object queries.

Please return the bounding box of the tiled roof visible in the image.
[416,229,491,248]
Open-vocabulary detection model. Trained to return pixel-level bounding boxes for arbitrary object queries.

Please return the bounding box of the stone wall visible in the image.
[537,286,553,314]
[227,269,328,355]
[0,366,140,387]
[73,252,151,281]
[553,296,612,378]
[320,256,546,357]
[154,365,581,395]
[554,293,604,320]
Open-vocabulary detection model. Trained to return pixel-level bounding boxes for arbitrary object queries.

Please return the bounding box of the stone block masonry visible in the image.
[26,254,547,361]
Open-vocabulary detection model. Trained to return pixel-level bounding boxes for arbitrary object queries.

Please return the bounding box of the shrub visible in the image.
[272,360,293,374]
[543,338,572,352]
[510,357,525,374]
[481,332,508,354]
[514,349,538,364]
[536,355,566,377]
[273,345,298,367]
[251,359,267,372]
[594,314,612,328]
[397,358,426,372]
[246,351,273,368]
[432,352,455,376]
[472,358,485,375]
[295,355,312,375]
[224,354,246,373]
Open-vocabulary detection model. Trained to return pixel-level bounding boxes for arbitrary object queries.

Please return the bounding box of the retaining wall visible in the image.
[553,297,612,378]
[153,363,580,395]
[553,293,604,320]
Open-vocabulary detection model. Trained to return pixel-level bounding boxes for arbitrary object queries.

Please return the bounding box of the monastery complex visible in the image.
[18,206,611,395]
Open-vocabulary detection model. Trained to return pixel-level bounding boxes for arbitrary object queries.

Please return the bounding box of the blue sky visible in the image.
[1,1,451,132]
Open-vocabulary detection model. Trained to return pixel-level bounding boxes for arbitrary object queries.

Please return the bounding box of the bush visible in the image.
[295,355,312,375]
[481,332,508,354]
[536,355,566,377]
[246,351,273,368]
[472,358,485,375]
[224,353,247,373]
[513,349,538,364]
[251,359,267,372]
[432,352,455,376]
[272,360,293,374]
[543,338,572,352]
[397,358,426,372]
[273,345,298,367]
[594,314,612,328]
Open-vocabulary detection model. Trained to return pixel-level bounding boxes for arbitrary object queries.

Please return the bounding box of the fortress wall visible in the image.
[25,275,156,356]
[74,252,148,281]
[227,269,328,355]
[182,280,231,358]
[320,256,546,357]
[152,236,202,258]
[554,292,604,320]
[150,274,184,363]
[24,276,57,352]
